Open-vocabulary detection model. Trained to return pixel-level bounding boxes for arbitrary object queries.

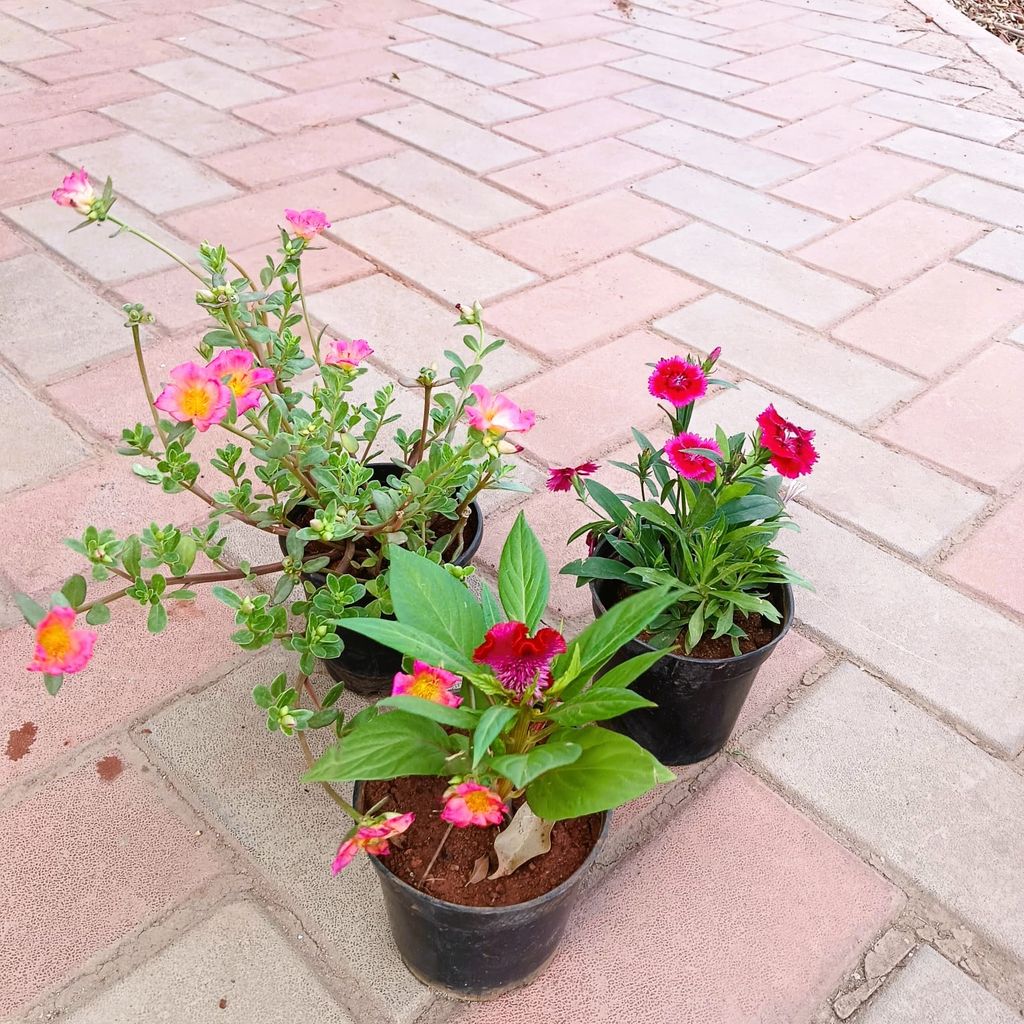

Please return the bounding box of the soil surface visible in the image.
[362,777,601,908]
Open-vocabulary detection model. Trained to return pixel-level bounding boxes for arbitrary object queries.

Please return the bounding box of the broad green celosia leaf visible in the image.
[337,618,476,676]
[526,727,673,822]
[472,705,517,769]
[498,511,548,631]
[545,688,656,728]
[489,741,582,789]
[378,695,480,730]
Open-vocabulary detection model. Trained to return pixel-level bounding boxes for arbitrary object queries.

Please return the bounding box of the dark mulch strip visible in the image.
[949,0,1024,52]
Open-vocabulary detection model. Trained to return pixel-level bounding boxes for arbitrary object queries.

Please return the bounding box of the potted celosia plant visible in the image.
[300,513,676,998]
[558,349,818,765]
[19,170,534,697]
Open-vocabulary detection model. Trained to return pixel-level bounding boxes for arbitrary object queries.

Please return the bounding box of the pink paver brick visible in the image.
[876,343,1024,487]
[486,252,702,359]
[699,0,805,28]
[297,0,431,24]
[944,490,1024,616]
[507,13,616,45]
[736,73,877,119]
[722,44,848,84]
[258,49,418,91]
[166,173,390,249]
[832,263,1024,375]
[488,138,672,207]
[771,149,942,218]
[755,106,903,164]
[484,190,685,275]
[714,21,823,53]
[52,12,207,48]
[0,154,68,205]
[0,71,157,128]
[460,764,901,1024]
[2,111,118,162]
[798,200,985,288]
[281,24,422,59]
[0,220,26,260]
[0,753,223,1016]
[494,97,656,152]
[506,38,638,74]
[500,66,647,110]
[735,632,826,735]
[204,122,402,187]
[510,329,667,465]
[235,81,408,134]
[19,40,185,83]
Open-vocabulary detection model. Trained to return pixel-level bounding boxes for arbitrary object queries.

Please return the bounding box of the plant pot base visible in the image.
[397,947,558,1001]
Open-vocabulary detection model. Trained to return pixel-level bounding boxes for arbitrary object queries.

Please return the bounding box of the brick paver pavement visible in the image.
[2,0,1024,1021]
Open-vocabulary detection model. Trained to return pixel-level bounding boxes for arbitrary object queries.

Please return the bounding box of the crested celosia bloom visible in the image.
[648,356,707,407]
[331,811,416,875]
[546,461,598,493]
[27,607,97,676]
[285,208,330,240]
[323,338,373,370]
[392,660,462,708]
[473,621,566,697]
[664,432,721,483]
[154,361,232,432]
[52,168,96,214]
[441,782,508,828]
[465,385,535,439]
[207,348,275,415]
[756,405,818,479]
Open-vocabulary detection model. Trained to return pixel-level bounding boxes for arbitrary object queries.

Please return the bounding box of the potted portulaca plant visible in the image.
[558,349,818,765]
[300,514,676,998]
[20,169,534,700]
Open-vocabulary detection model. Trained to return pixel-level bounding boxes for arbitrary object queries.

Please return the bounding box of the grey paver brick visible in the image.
[613,53,758,98]
[956,228,1024,283]
[834,61,984,102]
[392,38,534,86]
[380,66,537,125]
[750,663,1024,959]
[139,56,284,110]
[918,173,1024,229]
[622,83,782,137]
[405,13,537,54]
[809,34,948,71]
[882,126,1024,190]
[856,91,1019,144]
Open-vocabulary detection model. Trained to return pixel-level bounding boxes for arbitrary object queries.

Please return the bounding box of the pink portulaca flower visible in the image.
[52,168,96,214]
[664,432,720,483]
[27,607,97,676]
[546,461,598,493]
[756,405,818,479]
[207,348,275,415]
[331,811,416,875]
[285,208,330,241]
[392,660,462,708]
[648,356,707,408]
[473,621,566,698]
[154,361,232,432]
[324,338,373,370]
[465,385,535,439]
[441,782,508,829]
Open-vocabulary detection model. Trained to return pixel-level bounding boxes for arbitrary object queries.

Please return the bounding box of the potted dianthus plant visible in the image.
[557,348,818,765]
[18,170,534,698]
[301,513,676,998]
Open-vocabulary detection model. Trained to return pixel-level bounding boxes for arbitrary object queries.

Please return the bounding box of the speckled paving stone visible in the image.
[457,763,901,1024]
[0,254,128,379]
[0,751,223,1017]
[138,56,284,109]
[380,66,537,125]
[749,663,1024,962]
[858,946,1020,1024]
[781,509,1024,754]
[64,902,357,1024]
[0,368,87,495]
[140,651,432,1024]
[306,273,539,388]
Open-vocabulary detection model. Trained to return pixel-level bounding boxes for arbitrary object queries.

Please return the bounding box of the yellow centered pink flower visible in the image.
[154,361,232,432]
[392,660,462,707]
[285,208,330,240]
[27,606,97,676]
[330,811,415,875]
[465,384,535,439]
[51,168,96,214]
[324,338,373,370]
[207,348,275,415]
[441,782,508,828]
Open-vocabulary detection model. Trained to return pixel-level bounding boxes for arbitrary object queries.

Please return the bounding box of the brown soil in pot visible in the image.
[362,776,601,908]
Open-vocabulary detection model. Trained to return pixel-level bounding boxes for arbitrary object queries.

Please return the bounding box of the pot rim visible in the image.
[588,544,795,670]
[355,780,610,917]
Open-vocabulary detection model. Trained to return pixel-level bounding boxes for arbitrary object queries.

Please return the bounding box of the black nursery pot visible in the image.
[589,567,794,766]
[280,462,483,697]
[354,782,609,1000]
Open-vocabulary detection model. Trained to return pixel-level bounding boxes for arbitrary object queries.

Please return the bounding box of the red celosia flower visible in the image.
[648,357,707,407]
[472,621,566,697]
[546,461,598,493]
[664,432,720,483]
[756,405,819,479]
